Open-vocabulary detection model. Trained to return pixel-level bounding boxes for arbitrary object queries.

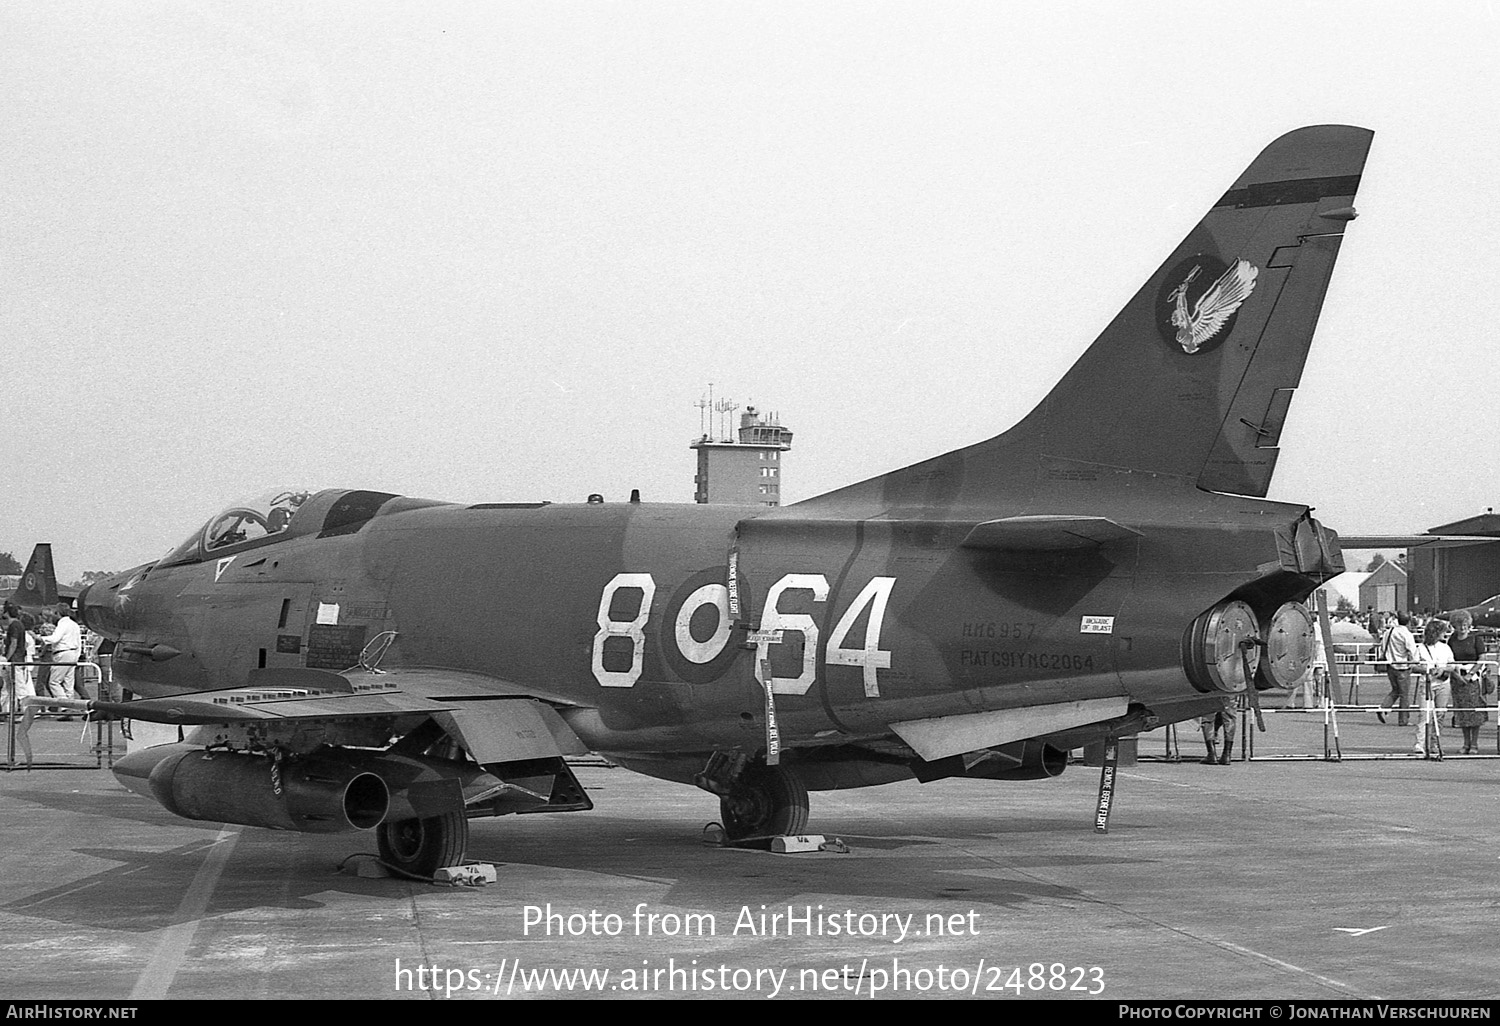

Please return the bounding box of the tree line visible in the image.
[0,551,119,589]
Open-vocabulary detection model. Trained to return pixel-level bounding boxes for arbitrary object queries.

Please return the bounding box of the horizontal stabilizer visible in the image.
[960,515,1142,552]
[1336,535,1495,549]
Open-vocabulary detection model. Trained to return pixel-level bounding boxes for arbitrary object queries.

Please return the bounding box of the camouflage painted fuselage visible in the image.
[86,476,1337,778]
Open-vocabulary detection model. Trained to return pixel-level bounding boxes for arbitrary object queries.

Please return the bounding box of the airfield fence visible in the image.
[1152,649,1500,762]
[3,661,117,771]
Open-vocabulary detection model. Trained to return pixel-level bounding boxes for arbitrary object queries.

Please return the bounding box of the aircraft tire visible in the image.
[376,811,468,878]
[719,764,809,841]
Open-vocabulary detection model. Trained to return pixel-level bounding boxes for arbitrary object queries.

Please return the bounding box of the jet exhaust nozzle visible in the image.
[1183,600,1262,694]
[1257,601,1318,691]
[911,739,1067,783]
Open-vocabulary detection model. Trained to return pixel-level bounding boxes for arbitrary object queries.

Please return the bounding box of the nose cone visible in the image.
[77,562,154,638]
[75,582,102,633]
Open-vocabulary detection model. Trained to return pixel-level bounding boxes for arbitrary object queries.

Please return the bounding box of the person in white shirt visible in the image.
[37,606,83,709]
[1376,612,1420,726]
[1413,619,1455,757]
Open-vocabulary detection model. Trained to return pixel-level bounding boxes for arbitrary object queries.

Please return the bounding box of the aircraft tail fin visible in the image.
[9,544,60,610]
[790,125,1372,515]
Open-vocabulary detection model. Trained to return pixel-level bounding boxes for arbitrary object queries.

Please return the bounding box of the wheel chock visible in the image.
[435,864,498,886]
[770,834,826,853]
[703,823,850,853]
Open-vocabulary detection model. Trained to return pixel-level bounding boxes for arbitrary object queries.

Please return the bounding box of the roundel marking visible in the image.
[675,584,732,664]
[659,567,752,684]
[23,572,36,591]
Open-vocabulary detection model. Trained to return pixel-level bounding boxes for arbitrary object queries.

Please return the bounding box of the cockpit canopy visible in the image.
[159,489,314,567]
[154,488,452,568]
[206,489,312,550]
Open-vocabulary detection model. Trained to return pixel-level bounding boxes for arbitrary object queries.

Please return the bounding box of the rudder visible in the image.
[789,125,1372,516]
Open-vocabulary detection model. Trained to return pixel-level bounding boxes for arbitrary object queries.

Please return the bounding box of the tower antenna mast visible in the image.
[694,389,711,439]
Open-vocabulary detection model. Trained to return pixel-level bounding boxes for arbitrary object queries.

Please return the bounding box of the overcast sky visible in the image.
[4,2,1498,582]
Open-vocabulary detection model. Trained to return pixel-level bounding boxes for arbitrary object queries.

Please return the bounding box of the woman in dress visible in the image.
[1447,610,1491,755]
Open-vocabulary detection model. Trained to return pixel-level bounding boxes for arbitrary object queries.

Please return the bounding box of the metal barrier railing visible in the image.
[1251,689,1500,762]
[1158,660,1488,765]
[1153,658,1499,764]
[1330,643,1500,700]
[3,661,117,771]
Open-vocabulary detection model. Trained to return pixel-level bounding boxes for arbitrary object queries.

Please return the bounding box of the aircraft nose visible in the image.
[76,582,100,631]
[77,565,150,637]
[77,579,123,636]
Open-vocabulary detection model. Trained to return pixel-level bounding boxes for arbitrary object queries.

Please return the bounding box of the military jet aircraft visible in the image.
[6,544,78,615]
[1441,596,1500,630]
[74,125,1370,875]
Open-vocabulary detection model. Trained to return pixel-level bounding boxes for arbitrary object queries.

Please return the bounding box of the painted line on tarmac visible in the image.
[933,834,1371,999]
[1210,938,1367,997]
[130,827,240,1000]
[1118,769,1232,791]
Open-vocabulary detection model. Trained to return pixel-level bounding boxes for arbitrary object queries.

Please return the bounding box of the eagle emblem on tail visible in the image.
[1167,258,1258,354]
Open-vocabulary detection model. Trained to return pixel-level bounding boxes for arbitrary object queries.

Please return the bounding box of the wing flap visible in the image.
[433,701,590,764]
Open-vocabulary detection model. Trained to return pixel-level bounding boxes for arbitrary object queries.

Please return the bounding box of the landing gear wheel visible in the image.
[377,811,468,877]
[719,764,809,841]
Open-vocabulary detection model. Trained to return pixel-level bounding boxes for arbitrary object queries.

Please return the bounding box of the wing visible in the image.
[84,666,592,765]
[1184,259,1258,350]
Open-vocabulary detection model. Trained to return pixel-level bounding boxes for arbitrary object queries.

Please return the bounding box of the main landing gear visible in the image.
[718,763,809,842]
[377,811,468,877]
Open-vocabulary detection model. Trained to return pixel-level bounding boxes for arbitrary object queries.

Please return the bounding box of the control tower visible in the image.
[691,404,793,506]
